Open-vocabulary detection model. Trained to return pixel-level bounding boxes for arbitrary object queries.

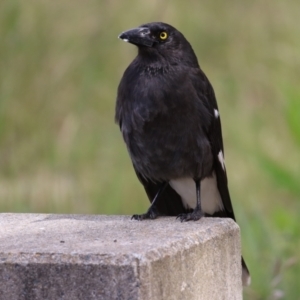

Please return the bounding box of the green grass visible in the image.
[1,0,300,298]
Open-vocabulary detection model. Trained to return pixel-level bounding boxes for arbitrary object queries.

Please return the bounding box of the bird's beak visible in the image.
[118,27,154,47]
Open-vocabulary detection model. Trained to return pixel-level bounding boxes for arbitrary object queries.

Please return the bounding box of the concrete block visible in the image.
[0,214,242,300]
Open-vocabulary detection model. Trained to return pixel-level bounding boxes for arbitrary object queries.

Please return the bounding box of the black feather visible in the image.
[116,22,250,285]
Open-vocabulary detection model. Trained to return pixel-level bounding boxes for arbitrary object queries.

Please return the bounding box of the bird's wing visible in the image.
[191,68,250,284]
[133,167,188,216]
[190,68,236,220]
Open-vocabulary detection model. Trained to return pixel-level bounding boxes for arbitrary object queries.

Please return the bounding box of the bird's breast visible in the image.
[124,111,213,182]
[118,65,213,181]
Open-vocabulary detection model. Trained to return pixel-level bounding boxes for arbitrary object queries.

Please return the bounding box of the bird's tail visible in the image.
[242,257,251,286]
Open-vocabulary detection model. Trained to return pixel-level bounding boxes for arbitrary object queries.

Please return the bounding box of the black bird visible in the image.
[115,22,250,286]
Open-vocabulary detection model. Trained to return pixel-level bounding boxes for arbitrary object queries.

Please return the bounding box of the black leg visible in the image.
[177,179,204,222]
[132,182,168,221]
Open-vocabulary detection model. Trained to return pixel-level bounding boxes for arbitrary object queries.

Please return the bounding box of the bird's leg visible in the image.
[132,182,168,221]
[177,179,204,222]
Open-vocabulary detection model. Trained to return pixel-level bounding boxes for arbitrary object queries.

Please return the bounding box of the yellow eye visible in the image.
[159,31,168,40]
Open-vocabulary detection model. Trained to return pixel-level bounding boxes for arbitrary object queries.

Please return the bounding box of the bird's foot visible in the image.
[131,206,159,221]
[177,209,204,222]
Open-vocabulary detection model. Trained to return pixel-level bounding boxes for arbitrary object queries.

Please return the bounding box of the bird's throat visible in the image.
[141,64,170,76]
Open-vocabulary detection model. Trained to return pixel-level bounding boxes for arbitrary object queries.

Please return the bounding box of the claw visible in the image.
[176,210,204,222]
[131,214,145,221]
[131,207,159,221]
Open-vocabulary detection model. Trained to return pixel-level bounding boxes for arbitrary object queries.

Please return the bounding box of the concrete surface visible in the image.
[0,214,242,300]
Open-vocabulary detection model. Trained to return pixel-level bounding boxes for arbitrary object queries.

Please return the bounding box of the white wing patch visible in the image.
[218,150,225,171]
[169,173,224,214]
[214,109,219,118]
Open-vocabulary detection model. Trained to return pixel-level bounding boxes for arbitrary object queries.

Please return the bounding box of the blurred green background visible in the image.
[1,0,299,298]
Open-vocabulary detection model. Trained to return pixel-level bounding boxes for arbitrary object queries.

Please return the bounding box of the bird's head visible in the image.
[118,22,199,67]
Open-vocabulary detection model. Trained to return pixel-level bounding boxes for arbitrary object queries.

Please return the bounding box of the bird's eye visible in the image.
[159,31,168,40]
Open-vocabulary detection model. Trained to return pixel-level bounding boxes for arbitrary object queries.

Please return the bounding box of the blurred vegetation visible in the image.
[0,0,299,298]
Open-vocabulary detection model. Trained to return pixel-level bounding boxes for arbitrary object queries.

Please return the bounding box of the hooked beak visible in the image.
[118,27,154,47]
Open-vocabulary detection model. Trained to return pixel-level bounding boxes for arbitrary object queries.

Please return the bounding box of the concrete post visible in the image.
[0,214,242,300]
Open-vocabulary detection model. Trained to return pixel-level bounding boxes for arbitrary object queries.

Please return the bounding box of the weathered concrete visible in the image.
[0,214,242,300]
